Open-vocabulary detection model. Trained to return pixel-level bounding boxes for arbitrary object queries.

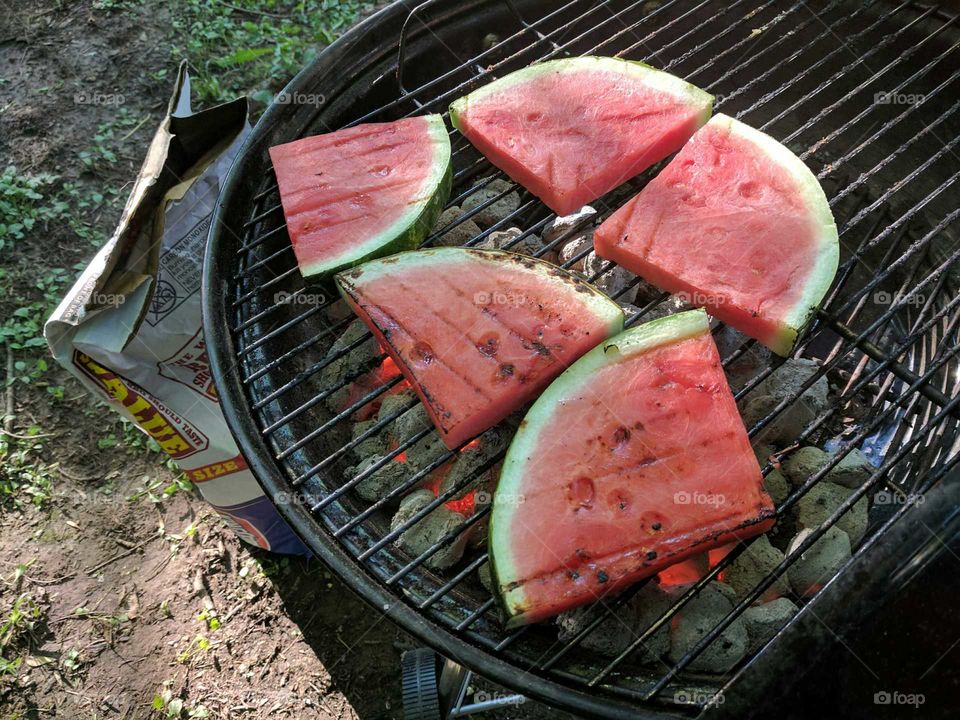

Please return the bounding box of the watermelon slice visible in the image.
[594,113,839,356]
[489,309,776,627]
[269,115,452,278]
[335,248,624,449]
[449,56,713,216]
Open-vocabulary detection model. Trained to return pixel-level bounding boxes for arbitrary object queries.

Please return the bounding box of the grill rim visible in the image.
[200,1,960,717]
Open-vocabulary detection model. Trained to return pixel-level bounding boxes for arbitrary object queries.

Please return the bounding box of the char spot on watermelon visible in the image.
[477,334,500,357]
[522,339,551,356]
[498,363,514,379]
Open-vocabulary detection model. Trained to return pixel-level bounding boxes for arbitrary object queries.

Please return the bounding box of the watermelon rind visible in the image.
[298,114,453,278]
[489,308,710,627]
[449,56,713,138]
[715,114,839,355]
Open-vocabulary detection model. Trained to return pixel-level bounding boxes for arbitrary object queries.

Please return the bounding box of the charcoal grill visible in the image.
[201,1,960,717]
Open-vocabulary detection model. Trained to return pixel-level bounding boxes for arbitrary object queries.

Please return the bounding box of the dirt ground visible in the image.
[0,3,562,718]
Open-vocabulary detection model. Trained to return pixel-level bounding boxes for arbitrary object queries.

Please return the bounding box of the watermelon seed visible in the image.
[609,490,630,511]
[597,570,609,584]
[567,476,595,508]
[411,342,434,367]
[613,425,631,447]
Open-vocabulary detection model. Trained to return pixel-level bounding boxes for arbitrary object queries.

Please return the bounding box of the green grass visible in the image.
[0,428,57,511]
[0,166,68,255]
[167,0,372,108]
[0,591,47,690]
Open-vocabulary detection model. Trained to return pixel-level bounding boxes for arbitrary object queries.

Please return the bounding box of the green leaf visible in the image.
[216,47,273,67]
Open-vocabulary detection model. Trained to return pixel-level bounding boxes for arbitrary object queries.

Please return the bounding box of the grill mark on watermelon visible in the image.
[512,435,735,506]
[386,278,518,393]
[286,139,419,173]
[283,174,430,211]
[434,275,555,352]
[501,509,776,594]
[364,298,494,405]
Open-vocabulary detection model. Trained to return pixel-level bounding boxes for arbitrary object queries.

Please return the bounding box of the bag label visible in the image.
[73,350,210,459]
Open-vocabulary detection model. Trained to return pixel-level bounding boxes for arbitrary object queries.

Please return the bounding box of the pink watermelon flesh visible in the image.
[269,115,450,278]
[449,57,713,216]
[594,113,838,356]
[490,310,776,627]
[335,248,624,450]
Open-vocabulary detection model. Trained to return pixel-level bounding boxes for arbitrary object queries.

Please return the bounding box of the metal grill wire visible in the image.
[226,0,960,708]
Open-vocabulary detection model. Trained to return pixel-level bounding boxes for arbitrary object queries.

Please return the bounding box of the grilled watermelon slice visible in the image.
[489,309,776,627]
[449,56,713,216]
[269,115,452,278]
[594,113,839,356]
[335,248,624,449]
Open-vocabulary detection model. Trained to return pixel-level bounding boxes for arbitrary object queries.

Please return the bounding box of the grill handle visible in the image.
[396,0,528,98]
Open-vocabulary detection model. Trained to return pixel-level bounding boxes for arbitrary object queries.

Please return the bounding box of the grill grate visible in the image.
[205,0,960,715]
